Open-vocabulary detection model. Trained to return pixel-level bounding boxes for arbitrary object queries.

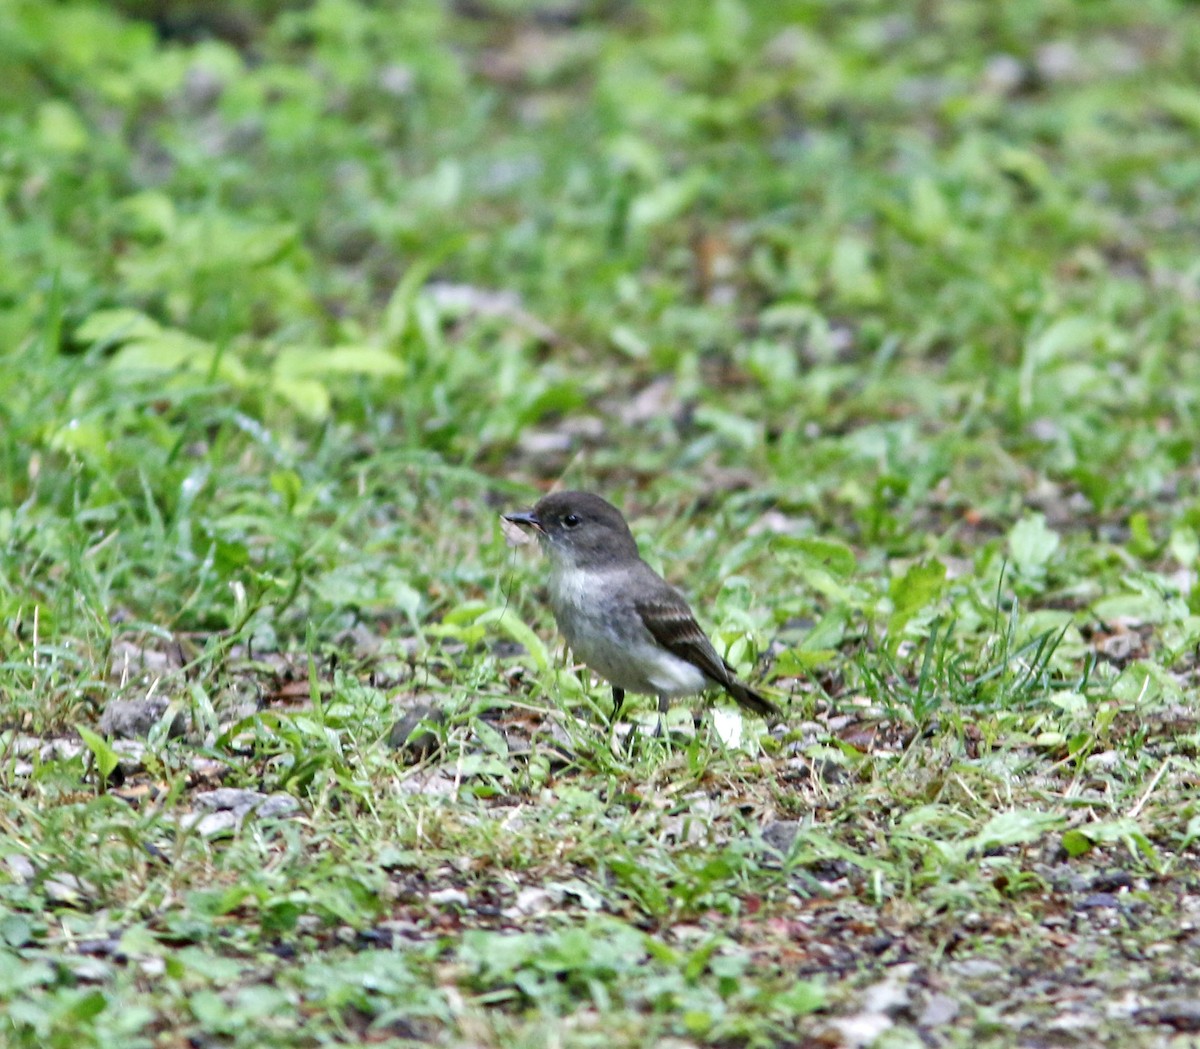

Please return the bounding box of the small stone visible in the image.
[185,789,300,832]
[1028,417,1062,442]
[255,795,301,820]
[41,739,83,762]
[517,429,574,457]
[948,958,1004,979]
[1150,1001,1200,1032]
[377,63,415,97]
[1097,633,1137,661]
[826,1012,892,1047]
[6,856,35,883]
[428,888,468,907]
[98,697,186,740]
[189,811,239,837]
[762,820,802,854]
[982,53,1027,95]
[919,993,959,1027]
[511,887,553,916]
[193,788,268,812]
[139,957,166,978]
[861,966,915,1015]
[1037,41,1082,82]
[44,873,94,904]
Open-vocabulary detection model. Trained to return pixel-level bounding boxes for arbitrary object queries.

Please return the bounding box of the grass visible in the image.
[3,0,1200,1045]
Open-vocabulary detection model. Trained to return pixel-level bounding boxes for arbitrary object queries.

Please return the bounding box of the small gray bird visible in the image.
[503,491,779,726]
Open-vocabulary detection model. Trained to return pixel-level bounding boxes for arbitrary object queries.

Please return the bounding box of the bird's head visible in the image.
[503,491,640,569]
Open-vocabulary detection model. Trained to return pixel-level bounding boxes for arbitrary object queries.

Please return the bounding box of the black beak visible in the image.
[503,509,543,532]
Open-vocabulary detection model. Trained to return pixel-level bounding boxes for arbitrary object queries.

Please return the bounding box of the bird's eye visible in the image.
[563,513,581,529]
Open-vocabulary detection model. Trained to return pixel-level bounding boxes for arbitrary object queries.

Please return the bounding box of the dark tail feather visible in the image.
[725,679,781,720]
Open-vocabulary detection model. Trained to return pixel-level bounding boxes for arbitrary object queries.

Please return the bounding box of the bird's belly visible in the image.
[571,629,706,697]
[549,576,705,697]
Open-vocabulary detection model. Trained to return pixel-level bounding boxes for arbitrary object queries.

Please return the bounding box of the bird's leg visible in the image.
[610,687,626,725]
[653,694,669,739]
[610,687,641,755]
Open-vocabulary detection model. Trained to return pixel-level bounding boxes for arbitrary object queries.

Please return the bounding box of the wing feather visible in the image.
[634,591,779,719]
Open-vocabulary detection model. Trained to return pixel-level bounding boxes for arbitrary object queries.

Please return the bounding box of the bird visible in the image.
[502,491,779,730]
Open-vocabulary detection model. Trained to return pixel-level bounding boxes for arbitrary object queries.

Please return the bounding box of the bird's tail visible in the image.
[726,679,781,720]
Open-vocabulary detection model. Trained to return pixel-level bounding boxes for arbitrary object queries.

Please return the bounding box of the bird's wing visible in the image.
[633,589,735,688]
[633,574,780,720]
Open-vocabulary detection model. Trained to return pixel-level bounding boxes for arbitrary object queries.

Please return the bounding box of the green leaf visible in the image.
[36,100,90,154]
[1008,514,1060,578]
[692,406,760,450]
[773,648,838,674]
[269,470,304,511]
[76,308,163,345]
[313,564,422,619]
[475,608,550,671]
[887,559,946,643]
[108,331,249,386]
[776,537,857,581]
[1093,593,1178,626]
[774,978,826,1016]
[77,724,121,781]
[1063,819,1159,866]
[48,419,110,461]
[965,809,1062,853]
[272,377,331,421]
[628,171,705,229]
[1160,85,1200,130]
[1127,512,1158,558]
[274,345,405,379]
[1061,829,1092,857]
[69,989,108,1021]
[828,234,882,306]
[0,914,32,948]
[472,718,509,759]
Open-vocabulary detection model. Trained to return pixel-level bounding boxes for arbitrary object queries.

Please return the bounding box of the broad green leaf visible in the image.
[1160,86,1200,130]
[1169,526,1199,567]
[829,234,881,306]
[693,406,760,450]
[269,469,304,511]
[108,332,250,386]
[77,724,120,781]
[313,564,422,619]
[476,608,550,671]
[965,809,1062,853]
[76,308,162,345]
[274,346,405,379]
[887,559,946,642]
[628,171,705,229]
[775,979,826,1016]
[772,648,838,674]
[48,420,109,460]
[1061,829,1092,857]
[37,100,89,154]
[1064,818,1159,865]
[272,377,331,421]
[472,719,509,758]
[776,537,857,581]
[1008,514,1059,577]
[1093,592,1182,626]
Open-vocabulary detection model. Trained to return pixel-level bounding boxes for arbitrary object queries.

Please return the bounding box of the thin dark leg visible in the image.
[653,694,669,739]
[610,686,626,725]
